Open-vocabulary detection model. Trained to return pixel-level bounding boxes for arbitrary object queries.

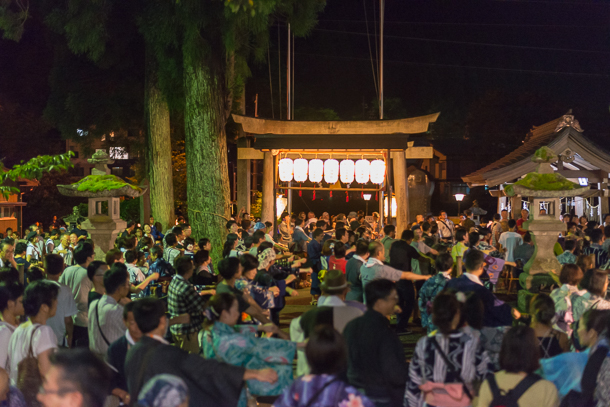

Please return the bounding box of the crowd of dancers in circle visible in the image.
[1,208,610,407]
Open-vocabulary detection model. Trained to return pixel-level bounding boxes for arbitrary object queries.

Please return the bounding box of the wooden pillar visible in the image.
[236,138,251,215]
[510,195,521,219]
[261,151,274,223]
[392,151,409,237]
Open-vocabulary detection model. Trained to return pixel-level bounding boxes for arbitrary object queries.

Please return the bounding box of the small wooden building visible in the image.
[232,113,440,236]
[462,113,610,222]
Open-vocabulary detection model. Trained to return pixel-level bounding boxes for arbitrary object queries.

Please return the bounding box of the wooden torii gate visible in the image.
[232,112,440,236]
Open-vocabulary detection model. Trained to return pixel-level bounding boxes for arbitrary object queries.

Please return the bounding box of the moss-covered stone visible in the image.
[73,175,141,193]
[533,146,558,163]
[514,173,579,191]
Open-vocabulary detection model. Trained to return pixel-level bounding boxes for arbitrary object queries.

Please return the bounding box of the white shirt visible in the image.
[46,281,78,346]
[7,323,57,385]
[26,242,41,261]
[463,272,484,286]
[498,231,523,262]
[53,243,73,266]
[0,321,17,370]
[59,265,92,327]
[88,295,125,357]
[318,296,346,307]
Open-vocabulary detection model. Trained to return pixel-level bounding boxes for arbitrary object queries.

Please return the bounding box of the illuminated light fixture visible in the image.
[340,159,355,184]
[370,159,386,184]
[293,158,308,182]
[384,196,397,217]
[276,194,287,216]
[324,159,339,184]
[355,159,370,184]
[363,193,372,201]
[278,158,294,182]
[309,159,324,183]
[454,193,465,202]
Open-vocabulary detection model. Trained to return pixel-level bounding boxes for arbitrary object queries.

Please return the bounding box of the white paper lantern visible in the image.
[340,159,355,184]
[355,159,370,184]
[278,158,294,182]
[309,159,324,183]
[370,159,386,184]
[384,196,397,217]
[293,158,308,182]
[324,159,339,184]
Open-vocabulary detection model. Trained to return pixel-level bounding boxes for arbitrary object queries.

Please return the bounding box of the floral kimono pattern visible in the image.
[572,292,610,324]
[200,322,296,407]
[551,284,585,335]
[273,374,375,407]
[240,278,276,310]
[418,273,450,334]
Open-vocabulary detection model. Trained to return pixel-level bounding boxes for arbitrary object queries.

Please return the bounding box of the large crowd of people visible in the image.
[1,208,610,407]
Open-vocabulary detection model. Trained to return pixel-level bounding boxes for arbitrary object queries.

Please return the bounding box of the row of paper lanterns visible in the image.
[278,158,386,184]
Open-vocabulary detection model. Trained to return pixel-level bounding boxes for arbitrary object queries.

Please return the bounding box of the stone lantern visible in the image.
[504,146,589,284]
[57,149,146,256]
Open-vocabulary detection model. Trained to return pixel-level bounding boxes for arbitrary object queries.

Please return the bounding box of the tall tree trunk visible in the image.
[145,56,175,231]
[183,56,230,264]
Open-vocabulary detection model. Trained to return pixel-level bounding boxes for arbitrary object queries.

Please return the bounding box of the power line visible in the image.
[362,0,378,98]
[286,50,610,77]
[488,0,610,5]
[318,20,608,28]
[312,28,610,55]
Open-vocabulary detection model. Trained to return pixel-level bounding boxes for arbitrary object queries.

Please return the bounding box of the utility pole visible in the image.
[287,23,291,121]
[379,0,384,120]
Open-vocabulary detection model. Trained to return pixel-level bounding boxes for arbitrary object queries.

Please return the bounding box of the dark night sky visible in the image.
[248,0,610,129]
[2,0,610,216]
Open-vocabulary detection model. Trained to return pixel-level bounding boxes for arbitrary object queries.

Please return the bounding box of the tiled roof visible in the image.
[462,116,564,185]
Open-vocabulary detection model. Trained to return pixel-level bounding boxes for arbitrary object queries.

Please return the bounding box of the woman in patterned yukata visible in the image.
[200,293,299,407]
[549,264,584,336]
[406,291,489,407]
[274,325,374,407]
[256,246,298,325]
[237,254,279,315]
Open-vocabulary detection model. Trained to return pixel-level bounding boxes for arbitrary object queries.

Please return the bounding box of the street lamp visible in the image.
[363,193,372,216]
[454,193,465,216]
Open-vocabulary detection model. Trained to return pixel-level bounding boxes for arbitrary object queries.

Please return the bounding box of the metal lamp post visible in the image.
[363,193,372,216]
[454,193,465,217]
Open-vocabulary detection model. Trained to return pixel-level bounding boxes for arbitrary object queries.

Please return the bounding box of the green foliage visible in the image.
[72,174,141,193]
[533,146,558,163]
[0,151,74,199]
[0,0,29,41]
[250,190,262,218]
[120,198,140,222]
[514,173,579,191]
[77,202,89,217]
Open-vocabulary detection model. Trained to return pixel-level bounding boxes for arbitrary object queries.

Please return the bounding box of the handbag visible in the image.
[418,337,473,407]
[17,324,43,407]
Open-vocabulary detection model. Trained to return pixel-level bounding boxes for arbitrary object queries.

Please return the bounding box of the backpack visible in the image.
[17,325,43,407]
[487,373,541,407]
